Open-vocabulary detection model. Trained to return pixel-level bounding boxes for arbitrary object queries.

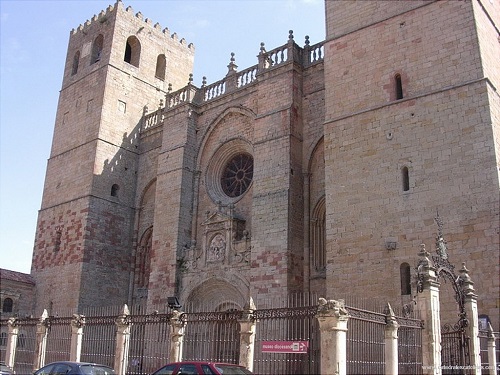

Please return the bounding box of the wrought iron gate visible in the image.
[433,215,471,375]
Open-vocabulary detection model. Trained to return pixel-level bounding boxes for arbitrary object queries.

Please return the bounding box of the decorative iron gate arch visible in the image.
[429,214,471,374]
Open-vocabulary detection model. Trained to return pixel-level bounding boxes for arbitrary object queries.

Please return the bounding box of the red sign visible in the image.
[262,341,309,353]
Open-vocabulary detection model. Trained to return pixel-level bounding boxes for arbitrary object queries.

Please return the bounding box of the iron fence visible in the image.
[479,329,500,375]
[346,306,386,375]
[80,315,117,368]
[45,316,72,364]
[9,317,37,375]
[398,318,424,374]
[253,305,320,375]
[127,311,172,374]
[183,310,241,364]
[1,297,425,375]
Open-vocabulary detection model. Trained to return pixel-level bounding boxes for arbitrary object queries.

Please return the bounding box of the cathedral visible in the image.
[29,0,499,331]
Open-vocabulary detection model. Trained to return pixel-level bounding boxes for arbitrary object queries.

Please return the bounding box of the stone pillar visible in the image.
[5,317,19,370]
[238,298,256,372]
[169,310,185,363]
[257,43,270,72]
[415,244,441,375]
[460,263,481,375]
[487,323,497,375]
[287,30,301,63]
[70,314,85,362]
[385,303,399,375]
[225,53,238,93]
[114,305,132,375]
[33,310,49,371]
[303,173,311,292]
[316,298,350,375]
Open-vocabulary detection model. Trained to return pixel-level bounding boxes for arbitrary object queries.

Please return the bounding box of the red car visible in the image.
[151,361,253,375]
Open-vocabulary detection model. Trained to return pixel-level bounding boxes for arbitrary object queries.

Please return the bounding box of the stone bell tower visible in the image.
[31,1,194,312]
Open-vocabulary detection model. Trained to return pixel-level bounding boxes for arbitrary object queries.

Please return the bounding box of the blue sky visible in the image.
[0,0,325,274]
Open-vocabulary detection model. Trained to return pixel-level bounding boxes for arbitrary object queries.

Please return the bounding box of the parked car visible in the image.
[151,361,253,375]
[0,362,14,375]
[33,361,115,375]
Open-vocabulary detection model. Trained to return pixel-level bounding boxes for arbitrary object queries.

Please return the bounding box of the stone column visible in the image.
[238,298,256,372]
[169,310,185,363]
[415,244,441,375]
[33,310,50,371]
[70,314,85,362]
[316,298,350,375]
[487,323,497,375]
[385,303,399,375]
[114,305,132,375]
[459,263,481,375]
[5,317,19,370]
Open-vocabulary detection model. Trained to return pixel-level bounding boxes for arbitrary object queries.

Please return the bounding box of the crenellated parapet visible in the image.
[70,1,194,51]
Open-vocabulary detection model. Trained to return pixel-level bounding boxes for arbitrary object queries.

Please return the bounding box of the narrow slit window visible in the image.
[111,184,119,197]
[72,51,80,76]
[155,54,166,80]
[400,263,411,295]
[395,74,403,100]
[402,166,410,192]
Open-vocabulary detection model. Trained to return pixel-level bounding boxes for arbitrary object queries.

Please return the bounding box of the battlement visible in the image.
[70,0,194,51]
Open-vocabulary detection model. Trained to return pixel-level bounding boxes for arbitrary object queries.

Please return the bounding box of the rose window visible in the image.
[221,153,254,198]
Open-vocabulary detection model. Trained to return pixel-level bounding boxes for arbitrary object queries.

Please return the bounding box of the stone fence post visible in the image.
[5,317,19,370]
[415,244,441,375]
[316,298,350,375]
[34,309,49,371]
[487,323,497,375]
[169,310,185,363]
[385,303,399,375]
[238,297,256,372]
[70,314,85,362]
[114,305,132,375]
[459,263,481,375]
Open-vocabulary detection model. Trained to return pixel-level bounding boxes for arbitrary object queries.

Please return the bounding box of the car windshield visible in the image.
[80,365,116,375]
[213,365,253,374]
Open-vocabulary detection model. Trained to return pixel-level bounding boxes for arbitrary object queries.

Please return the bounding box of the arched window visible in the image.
[402,166,410,192]
[72,51,80,76]
[91,34,104,64]
[2,297,13,313]
[400,263,411,295]
[111,184,119,197]
[155,54,166,80]
[124,36,141,67]
[136,228,153,289]
[395,73,403,100]
[311,197,326,273]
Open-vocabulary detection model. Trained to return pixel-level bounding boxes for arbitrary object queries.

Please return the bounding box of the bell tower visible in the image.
[32,1,194,312]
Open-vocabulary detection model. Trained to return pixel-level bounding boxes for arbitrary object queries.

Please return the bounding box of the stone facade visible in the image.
[31,0,499,331]
[0,269,35,317]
